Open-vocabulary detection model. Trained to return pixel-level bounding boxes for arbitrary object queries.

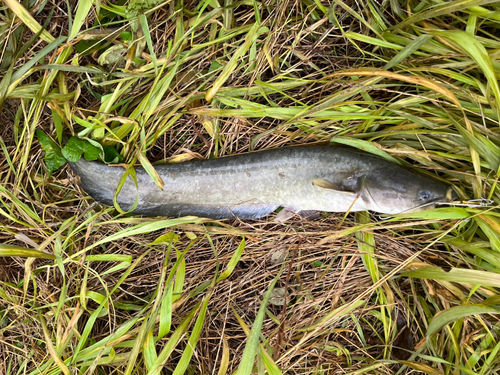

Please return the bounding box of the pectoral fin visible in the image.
[312,179,358,197]
[275,206,299,223]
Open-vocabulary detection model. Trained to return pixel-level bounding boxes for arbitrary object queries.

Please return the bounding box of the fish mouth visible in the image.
[397,188,456,214]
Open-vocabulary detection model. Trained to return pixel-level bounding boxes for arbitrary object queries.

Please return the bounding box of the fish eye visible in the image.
[420,191,431,200]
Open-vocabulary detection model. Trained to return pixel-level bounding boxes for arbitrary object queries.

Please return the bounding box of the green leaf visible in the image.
[392,207,470,220]
[104,146,124,163]
[62,137,84,162]
[209,61,222,73]
[158,284,173,341]
[474,214,500,253]
[4,0,55,43]
[148,302,201,375]
[121,32,133,42]
[61,136,101,162]
[393,0,500,33]
[173,249,185,302]
[356,212,379,285]
[75,40,104,54]
[143,329,157,371]
[206,22,263,102]
[44,153,67,172]
[10,36,67,83]
[84,254,132,262]
[80,217,204,253]
[151,232,181,245]
[81,138,102,161]
[0,63,13,109]
[36,130,67,172]
[39,64,103,74]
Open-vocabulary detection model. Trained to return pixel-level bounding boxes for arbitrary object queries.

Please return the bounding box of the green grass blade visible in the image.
[427,304,500,338]
[392,0,499,30]
[216,237,245,282]
[140,14,157,74]
[236,266,284,375]
[434,29,500,109]
[0,244,55,259]
[474,214,500,252]
[331,137,401,164]
[0,63,14,109]
[148,302,201,375]
[400,266,500,288]
[384,34,433,70]
[112,166,140,214]
[158,284,173,340]
[138,152,165,190]
[171,291,212,375]
[68,0,93,41]
[143,328,158,371]
[75,217,203,256]
[124,316,150,375]
[206,22,261,102]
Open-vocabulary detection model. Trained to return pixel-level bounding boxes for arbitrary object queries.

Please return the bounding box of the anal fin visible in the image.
[298,210,320,220]
[275,206,299,223]
[275,207,321,223]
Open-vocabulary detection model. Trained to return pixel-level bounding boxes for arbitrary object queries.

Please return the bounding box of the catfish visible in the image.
[69,146,454,221]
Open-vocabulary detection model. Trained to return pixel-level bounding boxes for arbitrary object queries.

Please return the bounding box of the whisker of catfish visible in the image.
[378,200,438,220]
[435,198,494,208]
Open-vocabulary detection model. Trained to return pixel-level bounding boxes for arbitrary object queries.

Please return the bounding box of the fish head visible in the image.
[360,167,455,215]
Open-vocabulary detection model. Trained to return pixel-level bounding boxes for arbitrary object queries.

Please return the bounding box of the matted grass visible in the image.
[1,0,500,374]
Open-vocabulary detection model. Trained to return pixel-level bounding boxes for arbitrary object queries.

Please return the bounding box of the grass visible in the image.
[1,0,500,374]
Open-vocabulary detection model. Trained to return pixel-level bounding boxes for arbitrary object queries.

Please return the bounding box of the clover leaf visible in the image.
[61,136,101,162]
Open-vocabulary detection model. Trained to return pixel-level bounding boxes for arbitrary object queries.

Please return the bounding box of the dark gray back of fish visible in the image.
[69,146,450,219]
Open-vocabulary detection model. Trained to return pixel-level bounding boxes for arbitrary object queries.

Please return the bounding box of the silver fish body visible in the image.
[69,146,452,219]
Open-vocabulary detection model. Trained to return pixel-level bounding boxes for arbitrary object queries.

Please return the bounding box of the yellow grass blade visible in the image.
[0,243,55,259]
[330,69,462,108]
[4,0,55,43]
[206,22,262,102]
